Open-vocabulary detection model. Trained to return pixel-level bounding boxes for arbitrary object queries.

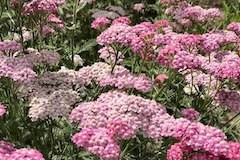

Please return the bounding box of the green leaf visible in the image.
[78,39,97,53]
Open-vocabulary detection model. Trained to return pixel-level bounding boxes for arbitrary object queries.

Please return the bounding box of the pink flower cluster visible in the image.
[133,3,145,12]
[72,128,120,160]
[98,47,124,64]
[165,2,222,26]
[181,108,200,121]
[97,24,136,46]
[77,62,153,92]
[0,57,36,83]
[215,90,240,112]
[0,141,44,160]
[0,40,22,55]
[91,17,111,30]
[23,0,58,15]
[228,22,240,35]
[112,16,131,25]
[0,103,6,117]
[208,53,240,80]
[70,90,237,158]
[24,48,60,66]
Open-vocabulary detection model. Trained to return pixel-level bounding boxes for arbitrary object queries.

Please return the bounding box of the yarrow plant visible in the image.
[1,0,240,159]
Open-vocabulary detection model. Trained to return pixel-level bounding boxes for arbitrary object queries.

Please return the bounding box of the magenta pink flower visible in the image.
[112,16,131,25]
[0,40,22,55]
[91,17,111,30]
[181,108,200,121]
[23,0,57,15]
[228,22,240,35]
[72,128,120,160]
[8,148,45,160]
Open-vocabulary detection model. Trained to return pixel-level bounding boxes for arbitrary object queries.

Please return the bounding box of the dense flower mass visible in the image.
[72,128,120,160]
[215,90,240,112]
[0,57,36,83]
[91,17,111,29]
[23,0,58,15]
[0,141,44,160]
[0,40,22,55]
[77,62,153,92]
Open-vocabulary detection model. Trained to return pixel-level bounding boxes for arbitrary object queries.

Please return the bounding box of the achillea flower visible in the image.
[181,108,200,121]
[23,0,57,15]
[13,27,32,42]
[167,142,191,160]
[91,17,111,30]
[72,128,120,160]
[153,19,169,29]
[0,40,22,55]
[97,24,136,46]
[185,71,218,88]
[228,22,240,35]
[0,141,15,155]
[42,25,55,37]
[133,3,145,12]
[70,90,167,132]
[215,90,240,112]
[0,103,6,117]
[47,14,64,28]
[208,54,240,80]
[112,16,131,25]
[190,152,223,160]
[98,47,124,64]
[8,148,45,160]
[225,142,240,160]
[172,51,202,70]
[0,57,35,83]
[106,120,135,139]
[77,62,153,92]
[24,48,60,66]
[28,89,79,121]
[155,74,168,85]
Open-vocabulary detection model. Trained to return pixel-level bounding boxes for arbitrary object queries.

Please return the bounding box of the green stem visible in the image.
[71,0,79,66]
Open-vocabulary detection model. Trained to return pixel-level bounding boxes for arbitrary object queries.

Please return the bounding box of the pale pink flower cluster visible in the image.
[215,90,240,112]
[24,48,60,66]
[155,74,168,85]
[0,40,22,55]
[47,14,64,28]
[166,142,191,160]
[0,141,44,160]
[181,108,200,121]
[112,16,131,25]
[97,24,136,46]
[165,2,222,26]
[185,71,218,88]
[98,47,124,64]
[28,89,79,121]
[20,68,80,121]
[133,3,145,12]
[0,103,6,117]
[77,62,153,92]
[14,28,32,42]
[0,57,36,83]
[91,17,111,30]
[23,0,58,15]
